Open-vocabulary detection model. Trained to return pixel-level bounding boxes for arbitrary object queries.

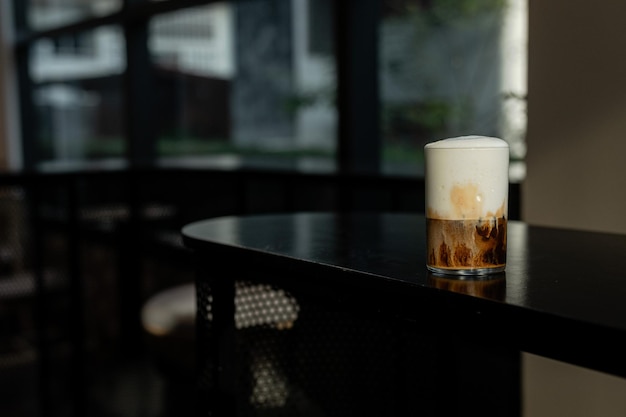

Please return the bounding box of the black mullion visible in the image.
[14,50,36,170]
[120,1,151,354]
[335,0,381,175]
[12,1,38,171]
[11,0,27,33]
[13,0,223,46]
[123,0,156,167]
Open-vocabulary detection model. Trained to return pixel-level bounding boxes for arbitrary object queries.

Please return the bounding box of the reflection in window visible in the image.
[31,26,124,82]
[52,33,95,56]
[149,4,234,161]
[31,27,125,165]
[149,0,337,171]
[27,0,121,31]
[380,0,527,180]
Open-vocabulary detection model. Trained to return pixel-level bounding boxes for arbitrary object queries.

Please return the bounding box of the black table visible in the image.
[182,212,626,417]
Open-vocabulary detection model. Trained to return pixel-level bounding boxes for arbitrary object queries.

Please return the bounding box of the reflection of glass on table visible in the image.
[428,272,506,301]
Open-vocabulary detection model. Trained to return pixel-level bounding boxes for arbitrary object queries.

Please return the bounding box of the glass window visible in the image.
[149,0,337,172]
[14,0,527,176]
[27,0,121,31]
[379,0,527,180]
[30,26,126,167]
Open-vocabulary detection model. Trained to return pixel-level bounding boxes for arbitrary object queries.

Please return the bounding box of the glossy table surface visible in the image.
[182,212,626,378]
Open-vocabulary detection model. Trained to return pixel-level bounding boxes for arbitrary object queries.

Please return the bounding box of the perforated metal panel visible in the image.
[196,276,437,417]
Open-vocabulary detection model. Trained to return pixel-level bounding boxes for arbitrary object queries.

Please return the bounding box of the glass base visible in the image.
[427,265,505,277]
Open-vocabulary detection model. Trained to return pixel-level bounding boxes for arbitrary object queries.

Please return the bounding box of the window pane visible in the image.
[150,0,337,171]
[27,0,121,31]
[30,26,126,168]
[380,0,527,180]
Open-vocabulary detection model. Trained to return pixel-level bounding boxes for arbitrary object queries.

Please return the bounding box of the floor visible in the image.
[0,345,195,417]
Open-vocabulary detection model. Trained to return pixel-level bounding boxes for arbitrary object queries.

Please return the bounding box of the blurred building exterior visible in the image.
[12,0,526,178]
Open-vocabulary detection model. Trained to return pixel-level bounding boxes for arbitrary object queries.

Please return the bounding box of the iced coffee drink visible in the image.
[424,136,509,275]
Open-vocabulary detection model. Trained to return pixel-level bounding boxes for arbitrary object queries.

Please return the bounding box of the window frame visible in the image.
[11,0,383,174]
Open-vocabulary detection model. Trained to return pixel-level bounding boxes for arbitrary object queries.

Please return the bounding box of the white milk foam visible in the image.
[424,135,509,220]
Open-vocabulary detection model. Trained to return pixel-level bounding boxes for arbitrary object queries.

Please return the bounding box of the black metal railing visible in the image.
[0,166,521,417]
